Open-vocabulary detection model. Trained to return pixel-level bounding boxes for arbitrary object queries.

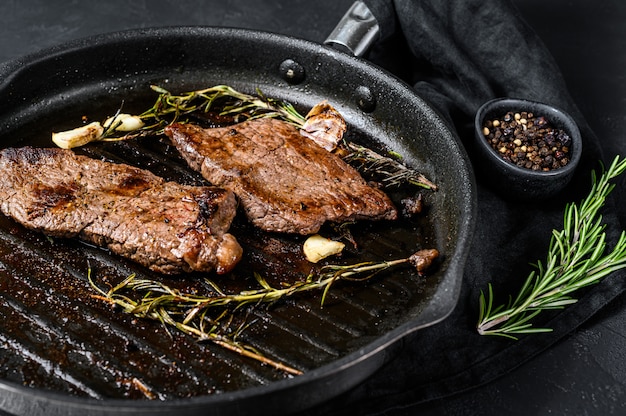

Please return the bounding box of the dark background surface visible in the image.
[0,1,624,415]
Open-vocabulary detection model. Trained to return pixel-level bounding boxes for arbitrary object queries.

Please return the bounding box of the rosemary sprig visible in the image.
[477,156,626,339]
[89,270,304,376]
[89,250,436,374]
[53,84,436,190]
[101,85,305,141]
[343,143,438,190]
[95,84,436,190]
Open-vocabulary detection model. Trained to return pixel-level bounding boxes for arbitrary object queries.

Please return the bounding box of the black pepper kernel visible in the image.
[482,111,572,171]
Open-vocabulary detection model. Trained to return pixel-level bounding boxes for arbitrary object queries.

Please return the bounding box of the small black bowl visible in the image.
[473,98,582,200]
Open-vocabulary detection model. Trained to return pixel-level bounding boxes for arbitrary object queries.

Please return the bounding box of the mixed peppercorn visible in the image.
[482,111,572,171]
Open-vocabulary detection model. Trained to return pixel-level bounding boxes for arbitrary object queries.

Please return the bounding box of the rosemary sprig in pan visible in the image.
[89,250,437,375]
[52,84,436,190]
[127,84,307,136]
[343,143,438,190]
[477,156,626,339]
[129,85,436,190]
[89,270,303,376]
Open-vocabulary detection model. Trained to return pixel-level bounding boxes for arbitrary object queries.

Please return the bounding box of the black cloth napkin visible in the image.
[304,0,626,414]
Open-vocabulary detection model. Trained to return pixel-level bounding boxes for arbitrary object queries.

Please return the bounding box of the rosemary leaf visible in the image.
[477,156,626,338]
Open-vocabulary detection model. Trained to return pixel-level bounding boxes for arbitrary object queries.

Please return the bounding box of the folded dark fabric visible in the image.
[304,0,626,413]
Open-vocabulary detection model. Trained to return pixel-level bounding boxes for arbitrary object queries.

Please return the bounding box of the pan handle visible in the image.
[324,1,379,57]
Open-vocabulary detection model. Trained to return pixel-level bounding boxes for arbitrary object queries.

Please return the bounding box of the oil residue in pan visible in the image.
[0,101,439,400]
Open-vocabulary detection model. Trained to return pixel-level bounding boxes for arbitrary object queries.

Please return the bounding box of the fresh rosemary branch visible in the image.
[132,86,437,189]
[101,84,306,141]
[343,143,438,190]
[54,83,436,190]
[477,156,626,339]
[88,269,304,376]
[89,250,437,374]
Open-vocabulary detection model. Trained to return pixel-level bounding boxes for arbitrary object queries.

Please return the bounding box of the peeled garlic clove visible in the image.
[103,113,144,132]
[52,121,104,149]
[303,234,345,263]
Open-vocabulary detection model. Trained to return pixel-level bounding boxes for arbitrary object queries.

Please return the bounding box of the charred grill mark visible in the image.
[195,189,223,223]
[29,182,78,218]
[114,174,152,195]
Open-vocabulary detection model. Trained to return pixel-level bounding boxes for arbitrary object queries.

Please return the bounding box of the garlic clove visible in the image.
[303,234,345,263]
[103,114,144,132]
[52,121,104,149]
[300,101,346,152]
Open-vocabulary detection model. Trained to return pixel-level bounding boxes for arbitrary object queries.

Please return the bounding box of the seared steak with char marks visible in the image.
[165,118,397,235]
[0,147,242,275]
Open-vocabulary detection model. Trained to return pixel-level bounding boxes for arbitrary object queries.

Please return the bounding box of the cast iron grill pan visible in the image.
[0,27,475,415]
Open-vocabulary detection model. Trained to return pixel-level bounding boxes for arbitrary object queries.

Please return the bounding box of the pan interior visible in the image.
[0,27,474,405]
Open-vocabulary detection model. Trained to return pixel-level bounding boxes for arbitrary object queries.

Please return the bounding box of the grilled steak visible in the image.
[165,118,398,235]
[0,147,242,275]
